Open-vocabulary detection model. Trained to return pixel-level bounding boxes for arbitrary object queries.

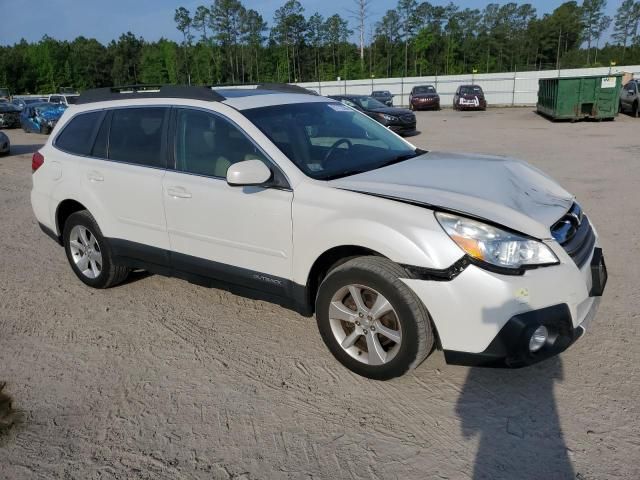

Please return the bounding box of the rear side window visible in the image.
[55,111,103,155]
[108,107,168,167]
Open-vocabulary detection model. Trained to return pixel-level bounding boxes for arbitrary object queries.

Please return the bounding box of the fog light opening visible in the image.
[529,325,548,353]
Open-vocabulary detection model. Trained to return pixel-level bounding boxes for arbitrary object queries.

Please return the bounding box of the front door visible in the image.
[162,107,294,296]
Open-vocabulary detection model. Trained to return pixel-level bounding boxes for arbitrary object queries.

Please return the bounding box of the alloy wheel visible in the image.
[69,225,103,279]
[328,284,402,365]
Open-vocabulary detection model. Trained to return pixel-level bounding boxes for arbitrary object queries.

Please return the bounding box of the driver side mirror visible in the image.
[226,159,272,187]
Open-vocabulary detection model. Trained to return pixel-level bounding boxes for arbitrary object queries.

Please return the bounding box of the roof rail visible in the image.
[256,83,318,95]
[76,85,224,105]
[210,82,317,95]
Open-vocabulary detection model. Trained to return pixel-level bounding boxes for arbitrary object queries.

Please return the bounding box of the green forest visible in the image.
[1,0,639,94]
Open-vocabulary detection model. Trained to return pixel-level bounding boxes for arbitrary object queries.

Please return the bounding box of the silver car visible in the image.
[620,80,638,117]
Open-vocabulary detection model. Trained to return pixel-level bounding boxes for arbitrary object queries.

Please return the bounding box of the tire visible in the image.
[634,101,639,118]
[63,210,129,288]
[315,256,434,380]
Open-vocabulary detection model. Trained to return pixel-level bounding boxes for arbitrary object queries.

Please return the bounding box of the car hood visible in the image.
[329,152,574,239]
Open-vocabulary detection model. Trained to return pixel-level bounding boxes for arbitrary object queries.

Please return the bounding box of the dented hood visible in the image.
[329,151,574,239]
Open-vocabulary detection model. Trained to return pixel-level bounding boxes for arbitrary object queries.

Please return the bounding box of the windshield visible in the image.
[414,86,436,94]
[460,86,484,95]
[243,102,418,180]
[372,91,390,97]
[355,96,388,110]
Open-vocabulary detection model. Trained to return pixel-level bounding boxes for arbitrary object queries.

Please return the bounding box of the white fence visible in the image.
[295,65,640,108]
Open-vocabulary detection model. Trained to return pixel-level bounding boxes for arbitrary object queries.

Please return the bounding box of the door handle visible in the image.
[167,186,192,199]
[87,171,104,182]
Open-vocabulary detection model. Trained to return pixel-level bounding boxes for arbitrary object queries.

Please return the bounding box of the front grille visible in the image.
[551,203,595,268]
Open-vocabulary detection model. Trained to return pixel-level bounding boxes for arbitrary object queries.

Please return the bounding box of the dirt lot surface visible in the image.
[1,108,639,480]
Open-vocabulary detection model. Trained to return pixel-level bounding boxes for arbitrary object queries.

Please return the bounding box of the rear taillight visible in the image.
[32,152,44,173]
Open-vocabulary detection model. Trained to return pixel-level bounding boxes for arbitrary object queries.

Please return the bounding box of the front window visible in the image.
[174,108,268,178]
[66,96,79,104]
[243,102,419,180]
[354,97,388,110]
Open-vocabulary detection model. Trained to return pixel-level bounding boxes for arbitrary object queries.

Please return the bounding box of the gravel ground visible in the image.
[0,108,638,480]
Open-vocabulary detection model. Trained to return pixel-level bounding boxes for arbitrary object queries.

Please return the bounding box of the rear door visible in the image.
[162,107,294,294]
[60,107,171,261]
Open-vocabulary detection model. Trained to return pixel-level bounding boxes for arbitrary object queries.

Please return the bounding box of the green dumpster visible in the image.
[537,74,622,121]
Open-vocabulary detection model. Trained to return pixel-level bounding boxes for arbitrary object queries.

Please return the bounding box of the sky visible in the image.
[0,0,621,46]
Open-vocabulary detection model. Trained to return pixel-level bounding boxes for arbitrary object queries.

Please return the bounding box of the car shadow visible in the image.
[455,302,575,479]
[118,269,153,286]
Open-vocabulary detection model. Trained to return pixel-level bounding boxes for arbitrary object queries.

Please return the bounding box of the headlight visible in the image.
[435,212,558,270]
[378,113,397,122]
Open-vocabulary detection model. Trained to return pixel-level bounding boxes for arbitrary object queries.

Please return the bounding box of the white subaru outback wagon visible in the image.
[31,84,607,379]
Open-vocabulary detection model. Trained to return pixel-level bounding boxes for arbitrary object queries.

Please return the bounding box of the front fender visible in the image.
[292,182,461,285]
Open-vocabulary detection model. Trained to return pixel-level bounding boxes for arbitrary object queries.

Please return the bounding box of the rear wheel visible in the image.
[63,211,129,288]
[316,256,434,380]
[634,101,639,118]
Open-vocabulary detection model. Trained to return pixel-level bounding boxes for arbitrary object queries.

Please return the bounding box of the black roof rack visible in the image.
[76,85,224,104]
[256,83,318,95]
[209,82,317,95]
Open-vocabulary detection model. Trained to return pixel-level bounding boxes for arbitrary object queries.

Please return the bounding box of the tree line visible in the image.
[1,0,639,94]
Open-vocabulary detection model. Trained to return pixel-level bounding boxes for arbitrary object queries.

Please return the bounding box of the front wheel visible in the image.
[316,256,434,380]
[63,210,129,288]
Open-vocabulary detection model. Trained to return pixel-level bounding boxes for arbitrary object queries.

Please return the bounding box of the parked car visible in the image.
[453,84,487,110]
[0,103,21,128]
[12,97,47,111]
[371,90,394,107]
[48,94,80,106]
[0,87,10,102]
[20,102,67,134]
[31,84,606,380]
[409,85,440,111]
[619,79,638,117]
[0,131,9,156]
[329,94,416,135]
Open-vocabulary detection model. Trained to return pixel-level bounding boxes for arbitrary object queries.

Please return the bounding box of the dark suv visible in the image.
[371,90,394,107]
[453,85,487,111]
[409,85,440,111]
[330,95,416,136]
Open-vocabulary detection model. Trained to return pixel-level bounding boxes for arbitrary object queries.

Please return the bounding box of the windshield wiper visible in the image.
[376,149,426,169]
[322,169,371,181]
[322,149,428,181]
